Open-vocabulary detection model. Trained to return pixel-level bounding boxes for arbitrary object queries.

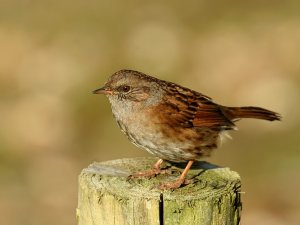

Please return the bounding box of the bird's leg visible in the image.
[159,160,194,190]
[129,159,170,178]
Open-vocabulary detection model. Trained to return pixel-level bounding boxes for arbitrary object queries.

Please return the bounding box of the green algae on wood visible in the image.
[77,157,241,225]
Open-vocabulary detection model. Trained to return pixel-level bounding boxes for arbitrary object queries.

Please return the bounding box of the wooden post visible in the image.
[77,157,241,225]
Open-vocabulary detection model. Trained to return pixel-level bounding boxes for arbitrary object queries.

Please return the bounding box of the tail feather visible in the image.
[225,106,281,121]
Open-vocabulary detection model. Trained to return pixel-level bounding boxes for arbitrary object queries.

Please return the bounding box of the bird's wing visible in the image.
[192,103,236,130]
[158,85,235,130]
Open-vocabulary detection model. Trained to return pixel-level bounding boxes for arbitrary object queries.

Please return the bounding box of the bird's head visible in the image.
[93,69,164,112]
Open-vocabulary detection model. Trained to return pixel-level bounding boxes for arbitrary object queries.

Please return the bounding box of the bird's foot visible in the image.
[128,168,171,179]
[159,178,193,190]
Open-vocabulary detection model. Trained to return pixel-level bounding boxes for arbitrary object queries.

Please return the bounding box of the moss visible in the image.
[78,157,241,225]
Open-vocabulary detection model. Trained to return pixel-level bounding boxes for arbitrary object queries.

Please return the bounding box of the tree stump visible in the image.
[77,157,241,225]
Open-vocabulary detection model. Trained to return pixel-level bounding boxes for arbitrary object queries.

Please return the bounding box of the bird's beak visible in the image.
[93,86,114,95]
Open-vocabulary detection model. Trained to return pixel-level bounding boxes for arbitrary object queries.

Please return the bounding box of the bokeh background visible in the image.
[1,0,300,224]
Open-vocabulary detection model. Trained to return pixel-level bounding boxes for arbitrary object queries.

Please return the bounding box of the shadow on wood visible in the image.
[77,157,242,225]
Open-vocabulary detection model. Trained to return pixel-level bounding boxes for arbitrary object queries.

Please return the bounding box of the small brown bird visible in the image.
[93,69,281,189]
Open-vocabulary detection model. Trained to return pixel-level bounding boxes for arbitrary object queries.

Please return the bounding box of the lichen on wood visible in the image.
[77,157,241,225]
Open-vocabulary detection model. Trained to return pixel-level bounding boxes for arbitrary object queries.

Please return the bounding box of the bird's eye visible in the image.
[121,85,130,92]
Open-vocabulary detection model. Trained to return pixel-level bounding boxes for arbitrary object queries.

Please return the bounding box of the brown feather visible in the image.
[224,106,281,121]
[159,84,235,130]
[193,105,235,129]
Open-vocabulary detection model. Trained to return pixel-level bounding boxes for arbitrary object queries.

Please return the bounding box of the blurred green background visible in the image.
[0,0,300,224]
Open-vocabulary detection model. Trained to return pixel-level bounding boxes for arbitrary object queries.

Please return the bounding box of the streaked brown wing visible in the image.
[192,104,235,130]
[160,85,235,130]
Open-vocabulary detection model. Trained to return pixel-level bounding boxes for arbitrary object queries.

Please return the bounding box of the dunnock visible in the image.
[93,69,281,189]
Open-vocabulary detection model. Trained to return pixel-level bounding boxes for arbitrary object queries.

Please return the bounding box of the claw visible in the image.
[159,179,185,190]
[159,160,195,190]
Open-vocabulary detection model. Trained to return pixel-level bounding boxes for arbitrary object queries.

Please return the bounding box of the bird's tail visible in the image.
[224,106,281,121]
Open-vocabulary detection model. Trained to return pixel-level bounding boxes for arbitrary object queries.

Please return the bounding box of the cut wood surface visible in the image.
[77,157,241,225]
